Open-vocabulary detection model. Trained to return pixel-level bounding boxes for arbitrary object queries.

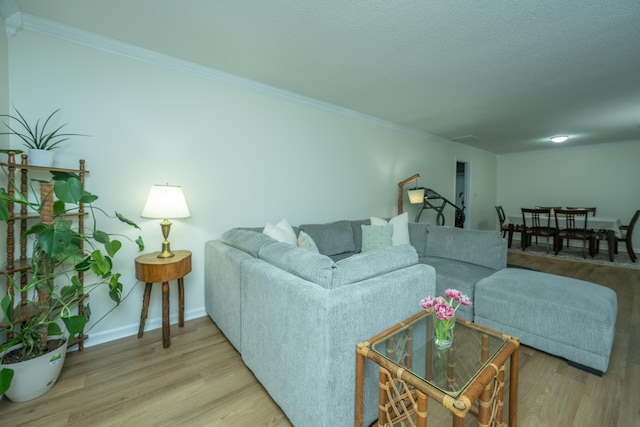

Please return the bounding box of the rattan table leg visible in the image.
[509,346,520,427]
[355,345,365,427]
[416,390,427,427]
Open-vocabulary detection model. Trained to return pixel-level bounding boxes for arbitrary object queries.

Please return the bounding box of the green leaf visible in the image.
[48,323,63,337]
[1,294,13,325]
[0,189,10,221]
[0,368,15,395]
[62,315,86,339]
[136,236,145,252]
[50,171,79,181]
[79,192,98,204]
[35,221,73,257]
[53,177,83,203]
[105,239,122,257]
[53,199,66,215]
[89,250,112,276]
[116,212,141,229]
[93,230,109,244]
[109,274,123,303]
[74,255,92,272]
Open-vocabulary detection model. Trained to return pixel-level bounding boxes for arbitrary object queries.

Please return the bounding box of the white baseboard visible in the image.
[77,307,207,349]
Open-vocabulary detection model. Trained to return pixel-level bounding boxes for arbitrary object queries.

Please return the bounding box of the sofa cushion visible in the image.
[371,212,410,246]
[425,226,506,270]
[221,229,276,257]
[299,220,355,256]
[361,224,393,252]
[351,218,370,253]
[408,222,429,256]
[258,242,335,287]
[332,245,418,288]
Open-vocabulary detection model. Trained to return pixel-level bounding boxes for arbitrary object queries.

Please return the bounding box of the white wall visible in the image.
[2,27,498,345]
[497,141,640,249]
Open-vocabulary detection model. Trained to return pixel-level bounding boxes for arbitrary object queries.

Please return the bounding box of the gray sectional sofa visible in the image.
[204,218,617,427]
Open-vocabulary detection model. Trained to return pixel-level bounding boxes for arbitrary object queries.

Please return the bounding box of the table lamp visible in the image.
[141,184,191,258]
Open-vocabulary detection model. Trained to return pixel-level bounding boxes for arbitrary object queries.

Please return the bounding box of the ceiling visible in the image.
[4,0,640,154]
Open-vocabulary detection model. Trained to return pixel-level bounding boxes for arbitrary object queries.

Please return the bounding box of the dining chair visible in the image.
[566,207,599,249]
[495,205,519,248]
[554,209,596,259]
[535,206,562,212]
[616,209,639,262]
[521,208,556,253]
[567,207,597,216]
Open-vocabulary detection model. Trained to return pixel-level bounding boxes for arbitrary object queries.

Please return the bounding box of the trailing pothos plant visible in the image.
[0,169,144,394]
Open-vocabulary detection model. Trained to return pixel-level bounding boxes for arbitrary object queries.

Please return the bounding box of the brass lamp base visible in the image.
[157,240,175,258]
[157,219,175,258]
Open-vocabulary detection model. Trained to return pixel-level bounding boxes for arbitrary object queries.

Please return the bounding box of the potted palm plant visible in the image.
[0,169,144,401]
[0,108,85,167]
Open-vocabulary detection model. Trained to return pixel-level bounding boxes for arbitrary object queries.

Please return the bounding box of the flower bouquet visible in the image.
[420,289,472,349]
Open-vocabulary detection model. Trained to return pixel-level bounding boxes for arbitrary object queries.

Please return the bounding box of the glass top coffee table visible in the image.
[355,310,520,427]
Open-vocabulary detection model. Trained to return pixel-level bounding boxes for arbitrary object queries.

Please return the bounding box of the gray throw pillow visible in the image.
[361,224,393,252]
[299,220,355,256]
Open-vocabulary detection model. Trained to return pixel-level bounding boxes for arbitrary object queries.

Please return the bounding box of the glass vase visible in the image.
[433,316,455,349]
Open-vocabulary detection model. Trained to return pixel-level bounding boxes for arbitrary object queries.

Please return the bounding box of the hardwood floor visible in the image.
[1,252,638,426]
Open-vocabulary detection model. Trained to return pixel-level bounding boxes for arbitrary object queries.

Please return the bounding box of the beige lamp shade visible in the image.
[141,184,191,219]
[407,188,425,204]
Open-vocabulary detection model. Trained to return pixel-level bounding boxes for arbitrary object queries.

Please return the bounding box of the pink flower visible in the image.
[420,296,436,309]
[419,289,472,316]
[458,294,472,306]
[444,289,460,299]
[434,303,455,320]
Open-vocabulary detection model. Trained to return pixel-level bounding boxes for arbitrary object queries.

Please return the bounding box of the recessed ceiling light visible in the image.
[550,135,569,143]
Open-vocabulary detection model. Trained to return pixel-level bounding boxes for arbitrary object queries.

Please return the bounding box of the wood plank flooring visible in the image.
[1,252,638,426]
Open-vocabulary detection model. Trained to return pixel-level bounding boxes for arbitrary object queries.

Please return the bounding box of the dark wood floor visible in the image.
[0,252,637,426]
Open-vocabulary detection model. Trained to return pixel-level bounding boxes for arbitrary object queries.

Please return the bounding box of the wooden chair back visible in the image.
[567,207,597,216]
[555,209,590,237]
[495,206,506,227]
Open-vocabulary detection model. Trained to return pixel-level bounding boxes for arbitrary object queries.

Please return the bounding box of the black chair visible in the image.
[566,207,598,249]
[616,210,639,262]
[521,208,556,254]
[554,209,596,259]
[496,205,519,248]
[567,207,597,216]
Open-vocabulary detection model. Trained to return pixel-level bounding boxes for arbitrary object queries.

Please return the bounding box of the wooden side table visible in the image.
[135,250,192,348]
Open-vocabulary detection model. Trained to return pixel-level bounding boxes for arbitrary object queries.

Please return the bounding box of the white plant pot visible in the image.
[28,149,55,167]
[0,337,68,402]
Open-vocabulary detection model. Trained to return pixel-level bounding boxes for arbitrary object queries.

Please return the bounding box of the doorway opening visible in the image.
[455,161,469,228]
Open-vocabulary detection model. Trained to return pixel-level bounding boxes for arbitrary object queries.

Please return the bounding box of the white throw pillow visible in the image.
[297,230,319,252]
[370,212,410,246]
[263,218,297,245]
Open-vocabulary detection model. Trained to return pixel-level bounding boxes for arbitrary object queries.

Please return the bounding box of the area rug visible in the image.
[508,243,640,270]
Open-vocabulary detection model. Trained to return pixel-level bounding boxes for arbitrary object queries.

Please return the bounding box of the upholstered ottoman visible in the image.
[474,268,617,375]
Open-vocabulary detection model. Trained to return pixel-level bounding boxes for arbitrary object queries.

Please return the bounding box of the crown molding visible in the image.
[17,13,458,146]
[0,0,21,37]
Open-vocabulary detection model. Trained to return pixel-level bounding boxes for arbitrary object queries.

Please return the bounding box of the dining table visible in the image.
[505,214,622,262]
